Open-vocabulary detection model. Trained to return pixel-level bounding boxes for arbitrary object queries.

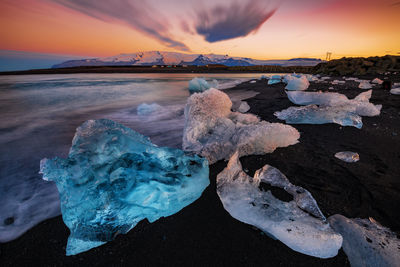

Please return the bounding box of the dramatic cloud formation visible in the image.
[51,0,190,51]
[195,0,277,42]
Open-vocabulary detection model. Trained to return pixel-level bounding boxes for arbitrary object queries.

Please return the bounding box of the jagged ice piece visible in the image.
[328,215,400,267]
[183,89,300,164]
[274,105,363,129]
[217,152,343,258]
[40,119,209,255]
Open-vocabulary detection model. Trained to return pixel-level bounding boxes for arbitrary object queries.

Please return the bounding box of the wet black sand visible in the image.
[1,74,399,266]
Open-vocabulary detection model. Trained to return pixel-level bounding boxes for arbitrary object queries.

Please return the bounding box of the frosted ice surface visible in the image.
[274,105,363,129]
[335,151,360,163]
[250,80,256,84]
[359,81,373,89]
[390,88,400,95]
[40,119,209,255]
[183,89,300,164]
[217,152,343,258]
[328,215,400,267]
[188,77,217,93]
[285,76,310,91]
[372,78,383,85]
[238,101,250,113]
[137,103,162,115]
[286,90,382,117]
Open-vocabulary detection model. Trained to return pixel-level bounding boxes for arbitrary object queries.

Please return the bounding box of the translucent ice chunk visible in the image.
[40,119,209,255]
[137,103,162,115]
[274,105,363,129]
[268,75,281,85]
[217,152,343,258]
[390,88,400,95]
[334,151,360,163]
[328,215,400,267]
[286,90,382,117]
[285,76,310,91]
[183,89,300,164]
[188,77,217,93]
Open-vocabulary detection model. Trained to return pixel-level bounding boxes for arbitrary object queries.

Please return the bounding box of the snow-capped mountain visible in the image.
[52,51,322,68]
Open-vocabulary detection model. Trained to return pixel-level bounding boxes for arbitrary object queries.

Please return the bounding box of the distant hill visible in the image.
[52,51,323,68]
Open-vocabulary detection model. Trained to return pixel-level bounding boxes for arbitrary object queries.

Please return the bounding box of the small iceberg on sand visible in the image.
[286,90,382,117]
[328,215,400,267]
[285,75,310,91]
[40,119,209,255]
[217,152,343,258]
[276,90,382,128]
[335,151,360,163]
[275,105,363,129]
[183,89,300,164]
[188,77,218,93]
[390,88,400,95]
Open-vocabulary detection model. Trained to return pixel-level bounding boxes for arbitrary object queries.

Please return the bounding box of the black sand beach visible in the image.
[1,74,399,266]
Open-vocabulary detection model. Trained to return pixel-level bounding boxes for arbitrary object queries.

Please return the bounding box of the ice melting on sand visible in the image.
[40,119,209,255]
[275,105,363,129]
[286,90,382,117]
[183,89,300,164]
[358,81,373,89]
[277,90,382,128]
[390,88,400,95]
[188,77,217,93]
[137,103,162,115]
[217,152,343,258]
[372,78,383,85]
[328,215,400,267]
[335,151,360,163]
[285,75,310,91]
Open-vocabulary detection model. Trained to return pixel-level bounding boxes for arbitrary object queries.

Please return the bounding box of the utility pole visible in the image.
[326,52,332,61]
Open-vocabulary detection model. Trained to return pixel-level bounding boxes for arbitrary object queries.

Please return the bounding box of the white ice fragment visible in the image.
[238,101,250,113]
[217,152,343,258]
[285,76,310,91]
[183,89,300,164]
[329,87,334,90]
[345,77,358,81]
[137,103,162,115]
[390,88,400,95]
[331,80,345,85]
[371,78,383,85]
[328,214,400,267]
[359,81,373,89]
[250,80,257,84]
[334,151,359,162]
[286,90,382,117]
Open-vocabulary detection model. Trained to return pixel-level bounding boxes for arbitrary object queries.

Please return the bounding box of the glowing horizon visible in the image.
[1,0,399,60]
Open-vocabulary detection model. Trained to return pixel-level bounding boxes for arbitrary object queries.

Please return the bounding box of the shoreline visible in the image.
[1,74,399,266]
[0,65,314,76]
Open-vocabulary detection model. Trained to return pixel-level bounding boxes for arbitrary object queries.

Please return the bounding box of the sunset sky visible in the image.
[1,0,399,63]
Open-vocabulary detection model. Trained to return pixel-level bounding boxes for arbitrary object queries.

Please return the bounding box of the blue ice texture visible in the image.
[40,119,209,255]
[188,77,218,93]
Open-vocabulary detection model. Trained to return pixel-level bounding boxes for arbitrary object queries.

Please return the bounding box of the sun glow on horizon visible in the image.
[1,0,399,60]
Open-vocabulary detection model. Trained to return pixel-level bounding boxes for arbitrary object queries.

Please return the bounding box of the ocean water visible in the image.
[0,73,272,242]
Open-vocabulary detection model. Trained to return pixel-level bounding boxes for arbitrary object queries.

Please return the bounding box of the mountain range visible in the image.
[52,51,323,68]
